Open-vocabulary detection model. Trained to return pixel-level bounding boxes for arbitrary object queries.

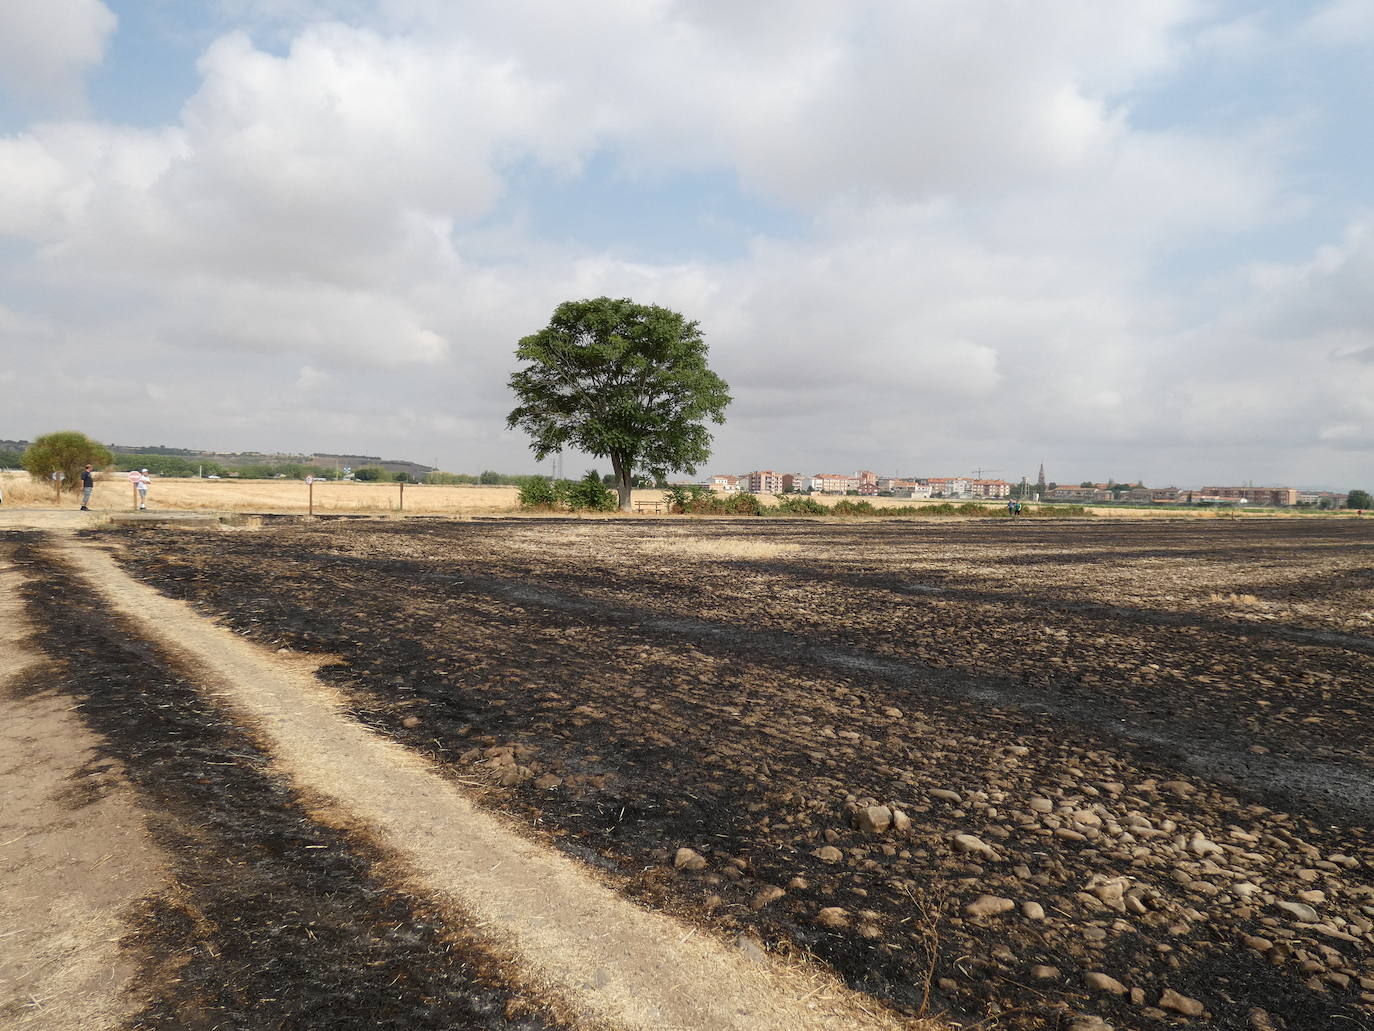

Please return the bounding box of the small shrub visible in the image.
[664,484,712,513]
[773,494,827,516]
[722,491,763,516]
[517,476,560,509]
[564,471,617,512]
[830,499,878,516]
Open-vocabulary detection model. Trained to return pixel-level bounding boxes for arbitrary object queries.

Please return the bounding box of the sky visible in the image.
[1,1,1371,489]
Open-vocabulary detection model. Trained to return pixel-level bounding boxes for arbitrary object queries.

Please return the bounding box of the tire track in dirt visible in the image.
[0,539,165,1031]
[57,537,928,1031]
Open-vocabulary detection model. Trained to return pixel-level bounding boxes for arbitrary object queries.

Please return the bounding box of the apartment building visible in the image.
[741,470,785,494]
[877,477,932,498]
[969,479,1011,499]
[809,473,860,494]
[1201,486,1299,507]
[707,474,740,494]
[925,477,971,497]
[1123,487,1181,503]
[1047,485,1113,501]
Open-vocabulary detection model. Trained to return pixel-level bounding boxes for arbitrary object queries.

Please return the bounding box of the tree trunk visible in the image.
[610,453,634,511]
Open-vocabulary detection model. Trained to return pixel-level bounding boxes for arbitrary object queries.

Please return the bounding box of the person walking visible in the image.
[80,464,94,510]
[135,468,151,509]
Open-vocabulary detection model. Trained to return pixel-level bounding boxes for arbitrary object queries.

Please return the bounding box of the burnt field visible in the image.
[115,517,1374,1030]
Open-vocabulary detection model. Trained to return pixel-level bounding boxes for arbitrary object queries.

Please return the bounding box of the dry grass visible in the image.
[0,472,525,515]
[1207,592,1266,608]
[639,537,803,560]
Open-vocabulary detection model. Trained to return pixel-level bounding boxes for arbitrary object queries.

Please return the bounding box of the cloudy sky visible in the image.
[1,0,1371,489]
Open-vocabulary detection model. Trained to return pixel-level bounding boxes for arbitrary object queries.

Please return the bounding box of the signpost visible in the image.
[399,480,405,512]
[306,475,314,516]
[51,470,64,504]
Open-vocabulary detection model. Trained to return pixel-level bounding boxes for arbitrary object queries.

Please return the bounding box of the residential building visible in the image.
[810,473,860,494]
[1047,486,1113,502]
[925,477,971,497]
[707,474,740,494]
[741,470,785,494]
[1201,486,1299,507]
[1123,487,1180,503]
[856,470,879,495]
[779,473,804,493]
[969,479,1011,499]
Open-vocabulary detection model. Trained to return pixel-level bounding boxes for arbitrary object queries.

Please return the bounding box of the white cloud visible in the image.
[0,0,117,110]
[0,1,1368,486]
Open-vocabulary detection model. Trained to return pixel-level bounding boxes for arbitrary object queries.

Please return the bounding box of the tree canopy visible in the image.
[22,431,113,493]
[1348,489,1372,509]
[507,297,730,510]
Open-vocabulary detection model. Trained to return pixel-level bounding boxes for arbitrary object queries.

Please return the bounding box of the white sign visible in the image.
[305,475,314,485]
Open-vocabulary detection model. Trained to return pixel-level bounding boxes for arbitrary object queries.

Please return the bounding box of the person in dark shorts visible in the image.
[80,464,94,510]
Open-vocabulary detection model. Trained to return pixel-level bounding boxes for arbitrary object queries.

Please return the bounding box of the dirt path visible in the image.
[57,537,922,1031]
[0,546,166,1030]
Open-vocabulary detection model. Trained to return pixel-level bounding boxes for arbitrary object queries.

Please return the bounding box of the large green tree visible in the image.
[507,297,731,511]
[21,431,112,494]
[1348,489,1372,509]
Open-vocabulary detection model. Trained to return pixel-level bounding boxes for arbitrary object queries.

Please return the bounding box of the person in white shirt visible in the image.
[132,468,151,509]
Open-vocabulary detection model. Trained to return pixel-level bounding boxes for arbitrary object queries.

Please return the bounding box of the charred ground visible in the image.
[4,531,577,1031]
[110,517,1374,1030]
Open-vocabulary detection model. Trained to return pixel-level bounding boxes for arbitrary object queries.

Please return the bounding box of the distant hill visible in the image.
[0,440,433,476]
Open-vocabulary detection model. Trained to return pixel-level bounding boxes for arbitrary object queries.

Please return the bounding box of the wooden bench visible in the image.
[633,500,666,514]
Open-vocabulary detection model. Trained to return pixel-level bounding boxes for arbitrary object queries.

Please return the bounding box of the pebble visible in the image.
[1159,988,1204,1016]
[1276,900,1319,923]
[930,789,963,804]
[952,833,997,859]
[674,847,708,871]
[1021,901,1045,920]
[815,907,850,929]
[401,715,422,728]
[811,845,843,863]
[965,894,1015,917]
[855,805,892,834]
[1085,972,1127,995]
[1068,1017,1113,1031]
[1030,964,1061,980]
[750,885,786,911]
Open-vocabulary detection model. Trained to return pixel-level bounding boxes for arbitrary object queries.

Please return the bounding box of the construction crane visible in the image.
[970,467,1002,479]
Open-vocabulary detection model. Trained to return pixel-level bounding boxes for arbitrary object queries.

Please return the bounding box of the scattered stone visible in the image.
[811,845,843,863]
[1085,972,1127,995]
[494,764,533,787]
[952,833,997,859]
[890,808,912,834]
[1030,964,1061,980]
[1028,796,1054,814]
[735,935,768,965]
[1159,988,1205,1017]
[1021,901,1045,920]
[855,805,893,834]
[930,789,964,804]
[787,876,809,891]
[1248,1008,1276,1031]
[815,907,850,929]
[882,706,903,718]
[1068,1016,1113,1031]
[1160,780,1196,797]
[674,847,708,871]
[750,885,786,911]
[401,715,422,729]
[965,894,1015,917]
[533,772,563,790]
[1276,900,1320,923]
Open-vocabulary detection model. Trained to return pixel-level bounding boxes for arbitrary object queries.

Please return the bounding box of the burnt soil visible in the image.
[4,532,577,1031]
[109,517,1374,1031]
